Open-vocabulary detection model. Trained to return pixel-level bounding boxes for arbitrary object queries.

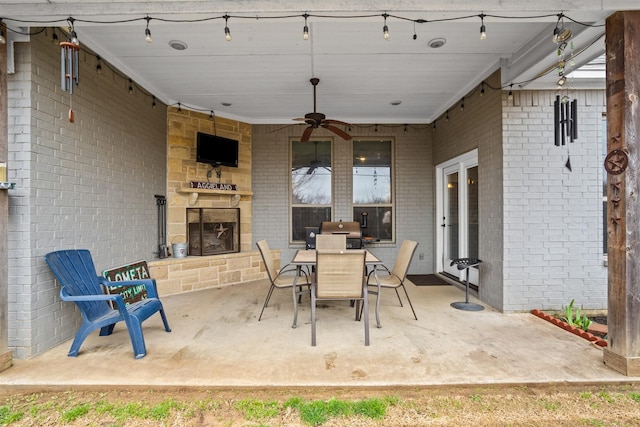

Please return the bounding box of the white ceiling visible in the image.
[0,1,633,124]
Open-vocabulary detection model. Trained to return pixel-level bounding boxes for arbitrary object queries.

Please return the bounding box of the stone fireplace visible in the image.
[187,208,240,256]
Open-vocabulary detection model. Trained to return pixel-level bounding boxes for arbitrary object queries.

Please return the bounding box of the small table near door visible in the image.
[289,249,383,328]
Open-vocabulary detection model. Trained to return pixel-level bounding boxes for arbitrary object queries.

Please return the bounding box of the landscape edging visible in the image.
[530,309,608,347]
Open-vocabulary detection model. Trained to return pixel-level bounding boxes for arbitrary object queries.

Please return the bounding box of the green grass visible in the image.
[61,402,91,422]
[284,396,392,426]
[0,405,23,425]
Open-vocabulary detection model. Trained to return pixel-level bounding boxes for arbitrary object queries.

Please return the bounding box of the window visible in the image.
[291,140,332,242]
[352,139,393,241]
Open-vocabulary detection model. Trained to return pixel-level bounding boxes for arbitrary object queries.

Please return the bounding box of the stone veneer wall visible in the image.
[148,107,263,294]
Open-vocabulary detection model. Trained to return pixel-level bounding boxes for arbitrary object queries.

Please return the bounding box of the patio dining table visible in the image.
[289,249,384,329]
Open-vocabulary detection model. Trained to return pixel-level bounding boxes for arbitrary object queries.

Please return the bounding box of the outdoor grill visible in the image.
[319,221,362,249]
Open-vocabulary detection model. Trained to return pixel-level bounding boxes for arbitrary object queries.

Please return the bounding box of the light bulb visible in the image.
[145,28,152,43]
[382,14,389,40]
[0,33,5,45]
[224,15,232,41]
[128,79,133,95]
[303,14,309,40]
[70,30,79,46]
[480,25,487,40]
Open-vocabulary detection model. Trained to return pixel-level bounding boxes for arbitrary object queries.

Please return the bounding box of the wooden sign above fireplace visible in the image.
[190,181,237,191]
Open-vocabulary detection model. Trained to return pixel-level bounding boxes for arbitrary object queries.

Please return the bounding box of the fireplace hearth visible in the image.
[187,208,240,256]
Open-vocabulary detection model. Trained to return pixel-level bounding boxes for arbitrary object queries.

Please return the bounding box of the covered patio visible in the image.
[0,280,634,388]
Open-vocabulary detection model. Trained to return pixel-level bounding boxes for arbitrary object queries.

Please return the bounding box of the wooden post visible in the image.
[603,11,640,376]
[0,23,12,372]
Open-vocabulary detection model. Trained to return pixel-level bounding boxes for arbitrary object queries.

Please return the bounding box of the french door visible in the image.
[436,150,479,284]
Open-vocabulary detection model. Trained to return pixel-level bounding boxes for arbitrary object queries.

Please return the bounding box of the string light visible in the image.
[152,95,156,109]
[51,27,58,44]
[96,55,102,74]
[480,82,485,97]
[128,78,133,94]
[508,84,513,100]
[445,110,449,121]
[224,15,232,41]
[144,16,152,43]
[460,97,465,111]
[382,13,389,40]
[0,19,5,45]
[479,14,487,40]
[302,13,309,40]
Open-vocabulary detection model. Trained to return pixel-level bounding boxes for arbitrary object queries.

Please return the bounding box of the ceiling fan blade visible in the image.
[301,126,314,142]
[292,117,307,122]
[323,124,352,140]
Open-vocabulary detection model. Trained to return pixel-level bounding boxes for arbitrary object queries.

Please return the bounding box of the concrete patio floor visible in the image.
[1,279,638,389]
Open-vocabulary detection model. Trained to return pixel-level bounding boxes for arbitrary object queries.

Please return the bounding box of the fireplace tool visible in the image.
[155,195,169,258]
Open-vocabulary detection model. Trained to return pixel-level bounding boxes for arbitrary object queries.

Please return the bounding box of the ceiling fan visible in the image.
[294,78,352,142]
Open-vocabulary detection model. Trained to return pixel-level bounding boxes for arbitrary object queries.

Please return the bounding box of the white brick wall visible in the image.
[502,90,607,311]
[252,124,434,273]
[7,30,168,358]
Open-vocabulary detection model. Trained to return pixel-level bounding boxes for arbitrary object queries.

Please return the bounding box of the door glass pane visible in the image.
[447,172,459,260]
[467,166,479,259]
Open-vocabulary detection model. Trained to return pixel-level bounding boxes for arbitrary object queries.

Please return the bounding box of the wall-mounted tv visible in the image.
[196,132,239,167]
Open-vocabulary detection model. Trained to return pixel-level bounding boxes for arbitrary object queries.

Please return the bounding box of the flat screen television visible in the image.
[196,132,239,167]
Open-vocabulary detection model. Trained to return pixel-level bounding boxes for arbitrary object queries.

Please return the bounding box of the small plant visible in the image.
[562,299,592,331]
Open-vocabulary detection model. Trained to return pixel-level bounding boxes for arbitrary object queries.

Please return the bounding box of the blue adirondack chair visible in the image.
[43,249,171,359]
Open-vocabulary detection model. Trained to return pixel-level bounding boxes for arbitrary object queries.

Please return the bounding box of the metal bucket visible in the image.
[172,243,188,259]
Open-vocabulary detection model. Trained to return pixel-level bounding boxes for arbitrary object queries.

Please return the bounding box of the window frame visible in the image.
[289,137,334,244]
[351,137,395,243]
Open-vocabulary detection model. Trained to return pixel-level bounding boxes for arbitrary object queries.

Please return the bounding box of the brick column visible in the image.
[0,22,13,372]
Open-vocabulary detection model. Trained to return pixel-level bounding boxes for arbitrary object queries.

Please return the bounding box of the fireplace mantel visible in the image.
[178,186,253,205]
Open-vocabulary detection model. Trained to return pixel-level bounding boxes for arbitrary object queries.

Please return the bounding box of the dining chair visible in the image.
[366,240,419,321]
[312,249,369,346]
[315,234,347,250]
[256,240,310,321]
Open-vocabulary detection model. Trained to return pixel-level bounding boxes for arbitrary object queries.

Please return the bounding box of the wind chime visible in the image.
[552,24,578,171]
[60,18,80,122]
[554,95,578,171]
